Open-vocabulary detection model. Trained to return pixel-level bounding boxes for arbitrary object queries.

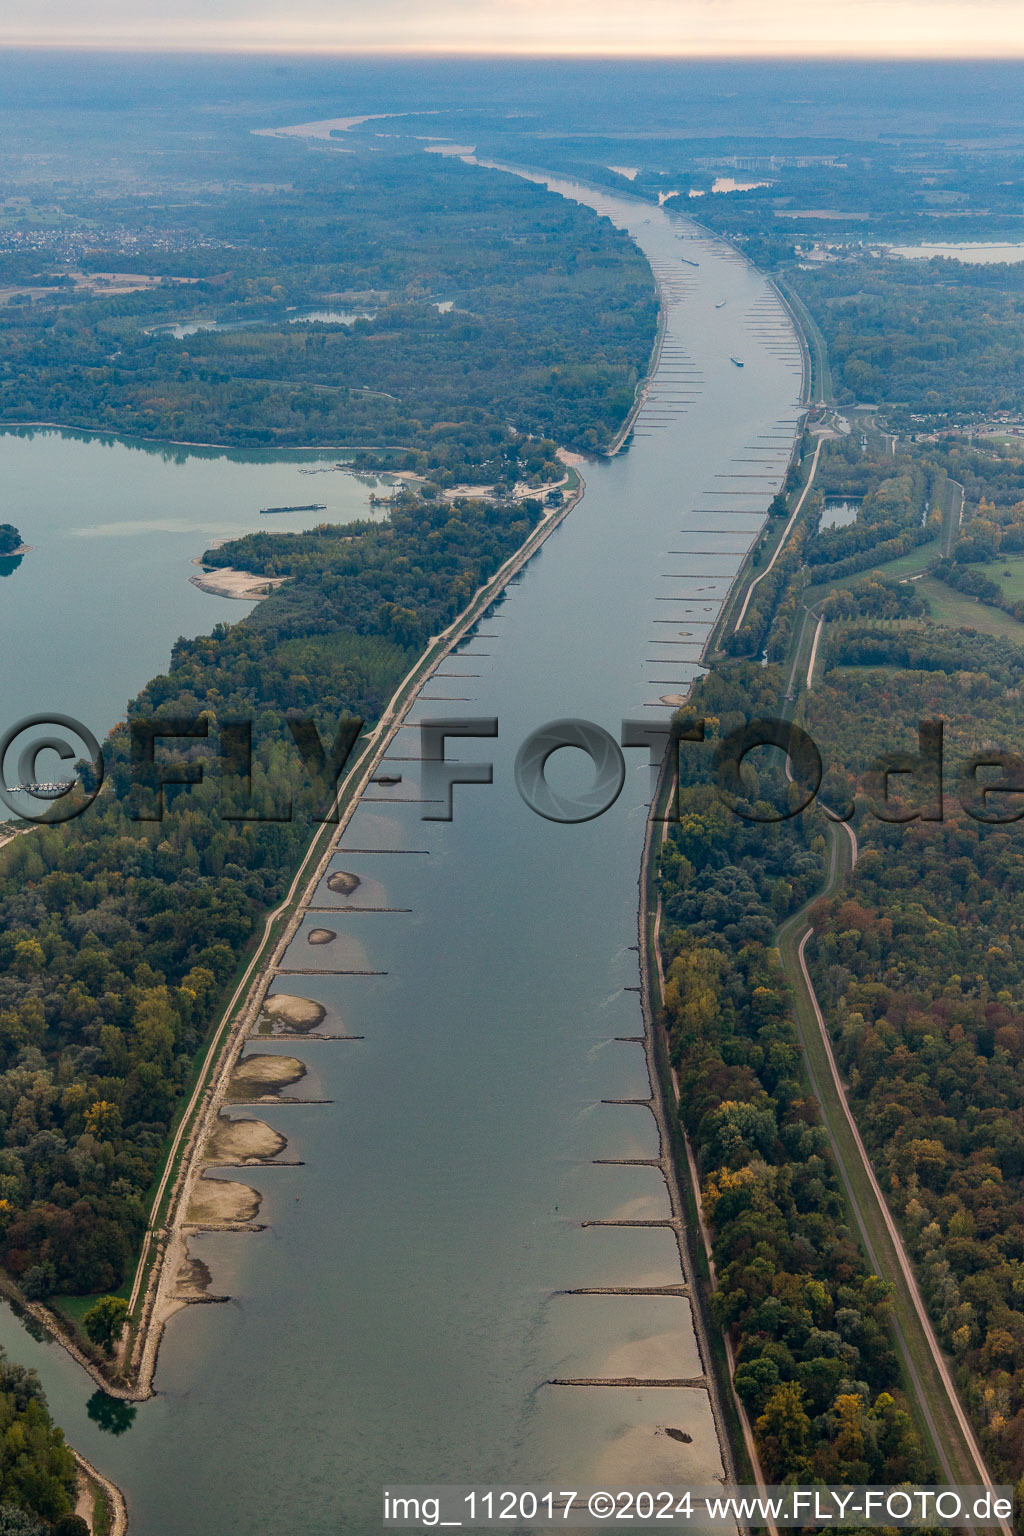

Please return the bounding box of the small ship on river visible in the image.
[259,503,327,516]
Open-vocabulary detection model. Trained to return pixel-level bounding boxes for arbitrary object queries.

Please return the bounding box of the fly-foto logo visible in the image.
[3,712,1023,828]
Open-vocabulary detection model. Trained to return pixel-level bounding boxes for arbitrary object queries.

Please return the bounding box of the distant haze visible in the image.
[1,0,1023,57]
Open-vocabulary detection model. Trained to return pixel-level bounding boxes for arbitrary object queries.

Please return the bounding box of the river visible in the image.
[0,170,803,1531]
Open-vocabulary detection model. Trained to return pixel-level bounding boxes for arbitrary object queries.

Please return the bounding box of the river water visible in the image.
[0,172,803,1531]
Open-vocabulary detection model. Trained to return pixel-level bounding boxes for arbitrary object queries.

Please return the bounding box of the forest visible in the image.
[657,664,929,1484]
[0,147,656,474]
[0,1349,79,1533]
[804,465,934,580]
[660,357,1024,1490]
[0,127,650,1294]
[0,101,669,1526]
[802,651,1024,1489]
[695,399,1024,1490]
[794,257,1024,428]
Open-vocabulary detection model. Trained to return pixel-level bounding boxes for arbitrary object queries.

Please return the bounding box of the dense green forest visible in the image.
[928,442,1024,509]
[661,611,1024,1489]
[793,258,1024,427]
[805,464,934,578]
[657,664,928,1484]
[0,148,656,471]
[699,390,1024,1488]
[0,1350,78,1532]
[802,650,1024,1487]
[0,94,667,1514]
[931,491,1024,623]
[0,526,21,556]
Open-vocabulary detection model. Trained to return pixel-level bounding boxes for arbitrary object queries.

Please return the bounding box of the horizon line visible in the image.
[2,41,1024,60]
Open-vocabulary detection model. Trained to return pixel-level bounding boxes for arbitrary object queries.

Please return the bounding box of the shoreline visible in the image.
[114,457,589,1401]
[127,154,762,1492]
[0,420,419,454]
[71,1446,129,1536]
[0,443,589,1417]
[608,283,667,457]
[637,757,746,1497]
[0,1269,142,1404]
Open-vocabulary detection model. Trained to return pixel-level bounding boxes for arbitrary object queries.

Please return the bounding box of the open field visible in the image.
[805,537,941,604]
[985,552,1024,602]
[917,576,1024,639]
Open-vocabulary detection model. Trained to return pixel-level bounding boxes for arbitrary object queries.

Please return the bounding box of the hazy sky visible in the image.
[1,0,1021,56]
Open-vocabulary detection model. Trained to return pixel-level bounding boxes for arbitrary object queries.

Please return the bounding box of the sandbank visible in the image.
[227,1054,307,1101]
[204,1115,286,1163]
[186,1177,262,1225]
[260,992,325,1031]
[327,870,361,896]
[174,1252,213,1300]
[189,565,287,601]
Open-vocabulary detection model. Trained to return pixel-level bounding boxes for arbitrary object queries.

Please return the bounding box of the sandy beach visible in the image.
[174,1253,215,1301]
[189,565,288,601]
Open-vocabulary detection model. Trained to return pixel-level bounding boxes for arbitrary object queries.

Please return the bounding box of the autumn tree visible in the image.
[755,1383,812,1480]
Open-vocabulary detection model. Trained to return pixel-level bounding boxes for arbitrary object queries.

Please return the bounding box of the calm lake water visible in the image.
[0,429,391,812]
[0,168,803,1532]
[889,241,1024,264]
[155,307,376,338]
[820,496,860,529]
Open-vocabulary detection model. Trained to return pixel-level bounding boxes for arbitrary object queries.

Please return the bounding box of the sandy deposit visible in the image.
[174,1253,213,1300]
[227,1054,307,1101]
[599,1328,701,1382]
[260,993,325,1032]
[594,1416,712,1486]
[186,1177,262,1225]
[204,1115,286,1164]
[190,567,288,601]
[327,871,361,896]
[308,927,336,944]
